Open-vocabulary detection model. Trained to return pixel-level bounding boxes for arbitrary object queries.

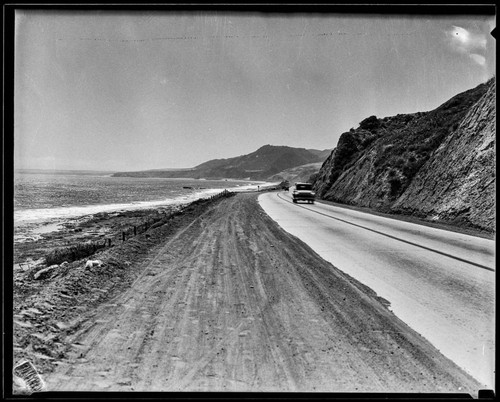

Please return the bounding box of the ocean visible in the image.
[14,170,266,229]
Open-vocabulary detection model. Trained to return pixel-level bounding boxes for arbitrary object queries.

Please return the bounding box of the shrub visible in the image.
[334,132,358,165]
[359,115,380,132]
[45,241,106,266]
[403,160,423,180]
[388,177,402,198]
[394,156,405,169]
[361,135,377,148]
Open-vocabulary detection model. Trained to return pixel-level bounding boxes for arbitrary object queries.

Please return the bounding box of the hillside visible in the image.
[313,78,495,233]
[113,145,331,181]
[392,79,495,230]
[267,162,323,184]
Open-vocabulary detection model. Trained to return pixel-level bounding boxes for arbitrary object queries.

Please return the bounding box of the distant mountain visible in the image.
[112,145,332,181]
[313,78,495,233]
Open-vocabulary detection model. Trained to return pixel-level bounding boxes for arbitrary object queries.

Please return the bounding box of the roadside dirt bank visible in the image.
[12,192,482,394]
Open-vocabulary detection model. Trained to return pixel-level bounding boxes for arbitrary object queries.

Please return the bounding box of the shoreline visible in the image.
[13,180,280,245]
[12,182,283,268]
[13,208,170,266]
[14,179,276,224]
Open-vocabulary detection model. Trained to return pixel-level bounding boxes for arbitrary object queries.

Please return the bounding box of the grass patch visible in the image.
[45,241,106,266]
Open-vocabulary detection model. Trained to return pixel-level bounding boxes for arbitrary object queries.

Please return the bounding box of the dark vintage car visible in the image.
[292,182,315,204]
[280,180,290,191]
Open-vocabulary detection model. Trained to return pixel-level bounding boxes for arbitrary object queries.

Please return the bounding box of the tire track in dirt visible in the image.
[43,193,482,394]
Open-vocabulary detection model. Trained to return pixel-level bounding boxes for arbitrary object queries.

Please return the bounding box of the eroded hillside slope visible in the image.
[313,78,495,233]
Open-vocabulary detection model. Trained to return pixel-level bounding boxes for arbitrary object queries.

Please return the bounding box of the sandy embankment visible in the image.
[12,192,481,395]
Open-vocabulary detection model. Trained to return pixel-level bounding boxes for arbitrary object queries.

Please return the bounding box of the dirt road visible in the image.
[35,193,480,393]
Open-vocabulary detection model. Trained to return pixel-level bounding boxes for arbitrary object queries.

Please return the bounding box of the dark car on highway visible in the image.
[292,183,315,204]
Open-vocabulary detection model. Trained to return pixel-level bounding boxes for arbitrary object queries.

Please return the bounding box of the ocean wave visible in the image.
[13,180,276,230]
[14,187,228,225]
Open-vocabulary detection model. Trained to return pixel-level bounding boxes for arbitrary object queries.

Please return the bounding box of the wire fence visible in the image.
[44,190,235,266]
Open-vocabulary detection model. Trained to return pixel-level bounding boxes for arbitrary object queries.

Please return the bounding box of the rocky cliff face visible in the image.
[313,78,495,232]
[392,79,495,231]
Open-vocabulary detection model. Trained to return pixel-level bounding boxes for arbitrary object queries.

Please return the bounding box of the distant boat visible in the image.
[183,186,193,189]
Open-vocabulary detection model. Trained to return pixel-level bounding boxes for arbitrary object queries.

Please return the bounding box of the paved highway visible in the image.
[258,191,495,389]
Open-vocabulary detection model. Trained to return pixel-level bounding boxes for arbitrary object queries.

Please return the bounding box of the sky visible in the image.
[14,9,496,172]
